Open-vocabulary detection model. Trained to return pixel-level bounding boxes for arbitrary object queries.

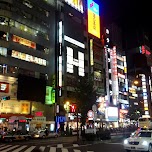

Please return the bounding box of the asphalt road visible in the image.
[0,136,126,152]
[0,141,125,152]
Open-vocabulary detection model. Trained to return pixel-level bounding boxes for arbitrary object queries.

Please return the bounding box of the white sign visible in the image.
[87,110,94,118]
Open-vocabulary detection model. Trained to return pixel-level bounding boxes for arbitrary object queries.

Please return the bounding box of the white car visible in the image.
[123,130,152,152]
[33,130,59,138]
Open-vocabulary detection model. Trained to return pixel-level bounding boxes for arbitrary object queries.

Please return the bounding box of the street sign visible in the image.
[87,110,94,119]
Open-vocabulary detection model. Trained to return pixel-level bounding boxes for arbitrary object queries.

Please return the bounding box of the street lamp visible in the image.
[134,80,139,85]
[64,101,70,112]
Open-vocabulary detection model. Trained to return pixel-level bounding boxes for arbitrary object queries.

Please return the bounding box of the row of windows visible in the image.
[0,63,46,79]
[0,1,50,28]
[0,31,49,54]
[0,16,49,40]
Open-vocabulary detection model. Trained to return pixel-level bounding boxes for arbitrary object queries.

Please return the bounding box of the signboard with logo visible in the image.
[45,86,55,105]
[0,82,9,93]
[110,46,119,105]
[0,100,30,114]
[87,0,100,38]
[105,107,118,121]
[87,110,94,120]
[65,0,83,13]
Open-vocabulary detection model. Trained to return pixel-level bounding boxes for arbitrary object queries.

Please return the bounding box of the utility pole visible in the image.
[76,108,79,141]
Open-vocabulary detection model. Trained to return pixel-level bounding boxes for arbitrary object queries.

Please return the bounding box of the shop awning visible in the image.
[0,113,34,119]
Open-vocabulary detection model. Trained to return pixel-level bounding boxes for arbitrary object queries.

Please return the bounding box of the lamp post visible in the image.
[64,101,70,135]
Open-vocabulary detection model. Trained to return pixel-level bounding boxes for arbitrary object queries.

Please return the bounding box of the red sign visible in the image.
[35,111,43,117]
[0,82,9,93]
[19,119,26,123]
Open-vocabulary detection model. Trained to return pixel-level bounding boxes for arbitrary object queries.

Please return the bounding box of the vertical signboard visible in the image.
[87,0,100,38]
[45,86,55,105]
[110,46,119,105]
[90,39,94,66]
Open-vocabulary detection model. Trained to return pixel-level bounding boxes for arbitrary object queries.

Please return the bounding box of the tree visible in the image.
[74,75,97,125]
[126,104,143,121]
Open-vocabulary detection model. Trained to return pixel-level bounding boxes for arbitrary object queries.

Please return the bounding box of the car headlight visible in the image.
[142,141,148,146]
[124,139,128,144]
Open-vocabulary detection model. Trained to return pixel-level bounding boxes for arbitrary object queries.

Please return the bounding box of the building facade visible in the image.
[0,0,56,132]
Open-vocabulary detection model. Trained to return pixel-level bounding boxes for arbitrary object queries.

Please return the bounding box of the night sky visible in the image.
[100,0,152,48]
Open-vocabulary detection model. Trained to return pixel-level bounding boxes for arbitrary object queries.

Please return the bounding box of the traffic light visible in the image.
[70,104,76,113]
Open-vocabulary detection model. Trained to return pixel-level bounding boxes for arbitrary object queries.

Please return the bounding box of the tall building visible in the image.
[104,24,129,127]
[0,0,56,132]
[124,27,152,118]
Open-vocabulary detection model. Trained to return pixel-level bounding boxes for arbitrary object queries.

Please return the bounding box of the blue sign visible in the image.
[56,116,66,123]
[87,0,99,15]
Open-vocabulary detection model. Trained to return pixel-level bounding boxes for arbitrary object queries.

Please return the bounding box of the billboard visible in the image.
[110,46,119,105]
[65,0,83,13]
[105,107,118,121]
[87,0,100,38]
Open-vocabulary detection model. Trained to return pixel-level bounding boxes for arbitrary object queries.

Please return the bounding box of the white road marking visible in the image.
[0,145,12,150]
[12,145,27,152]
[39,146,45,151]
[74,149,81,152]
[61,148,68,152]
[73,144,79,147]
[1,145,19,152]
[57,144,63,148]
[24,146,36,152]
[49,147,56,152]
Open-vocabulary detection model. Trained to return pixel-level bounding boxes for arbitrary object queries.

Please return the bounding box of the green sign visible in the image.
[45,86,55,105]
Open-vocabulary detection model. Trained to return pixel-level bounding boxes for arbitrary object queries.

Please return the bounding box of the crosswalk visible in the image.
[0,144,94,152]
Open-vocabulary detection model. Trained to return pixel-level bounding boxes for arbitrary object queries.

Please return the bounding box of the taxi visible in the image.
[123,130,152,152]
[1,131,31,142]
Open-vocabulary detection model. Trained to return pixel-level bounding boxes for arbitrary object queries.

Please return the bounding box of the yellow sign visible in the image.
[87,0,100,38]
[88,10,100,38]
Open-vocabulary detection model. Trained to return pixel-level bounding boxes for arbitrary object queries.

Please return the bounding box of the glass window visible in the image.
[138,132,151,137]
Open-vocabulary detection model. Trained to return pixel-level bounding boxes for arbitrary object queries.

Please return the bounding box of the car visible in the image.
[123,130,152,152]
[33,130,59,139]
[0,131,31,142]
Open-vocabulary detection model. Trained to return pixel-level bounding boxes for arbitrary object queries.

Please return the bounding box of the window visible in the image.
[23,0,33,8]
[0,31,8,41]
[0,16,8,25]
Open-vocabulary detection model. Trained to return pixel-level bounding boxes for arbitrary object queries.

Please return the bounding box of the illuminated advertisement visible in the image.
[65,0,83,13]
[140,45,151,56]
[87,0,100,38]
[0,47,7,57]
[120,109,128,118]
[12,50,46,66]
[58,21,63,88]
[12,35,36,49]
[45,86,55,105]
[90,39,94,65]
[110,46,119,105]
[0,82,9,93]
[105,107,118,121]
[66,47,84,76]
[0,100,30,114]
[141,74,149,116]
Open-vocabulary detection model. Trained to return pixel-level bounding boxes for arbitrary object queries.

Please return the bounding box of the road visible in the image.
[0,136,126,152]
